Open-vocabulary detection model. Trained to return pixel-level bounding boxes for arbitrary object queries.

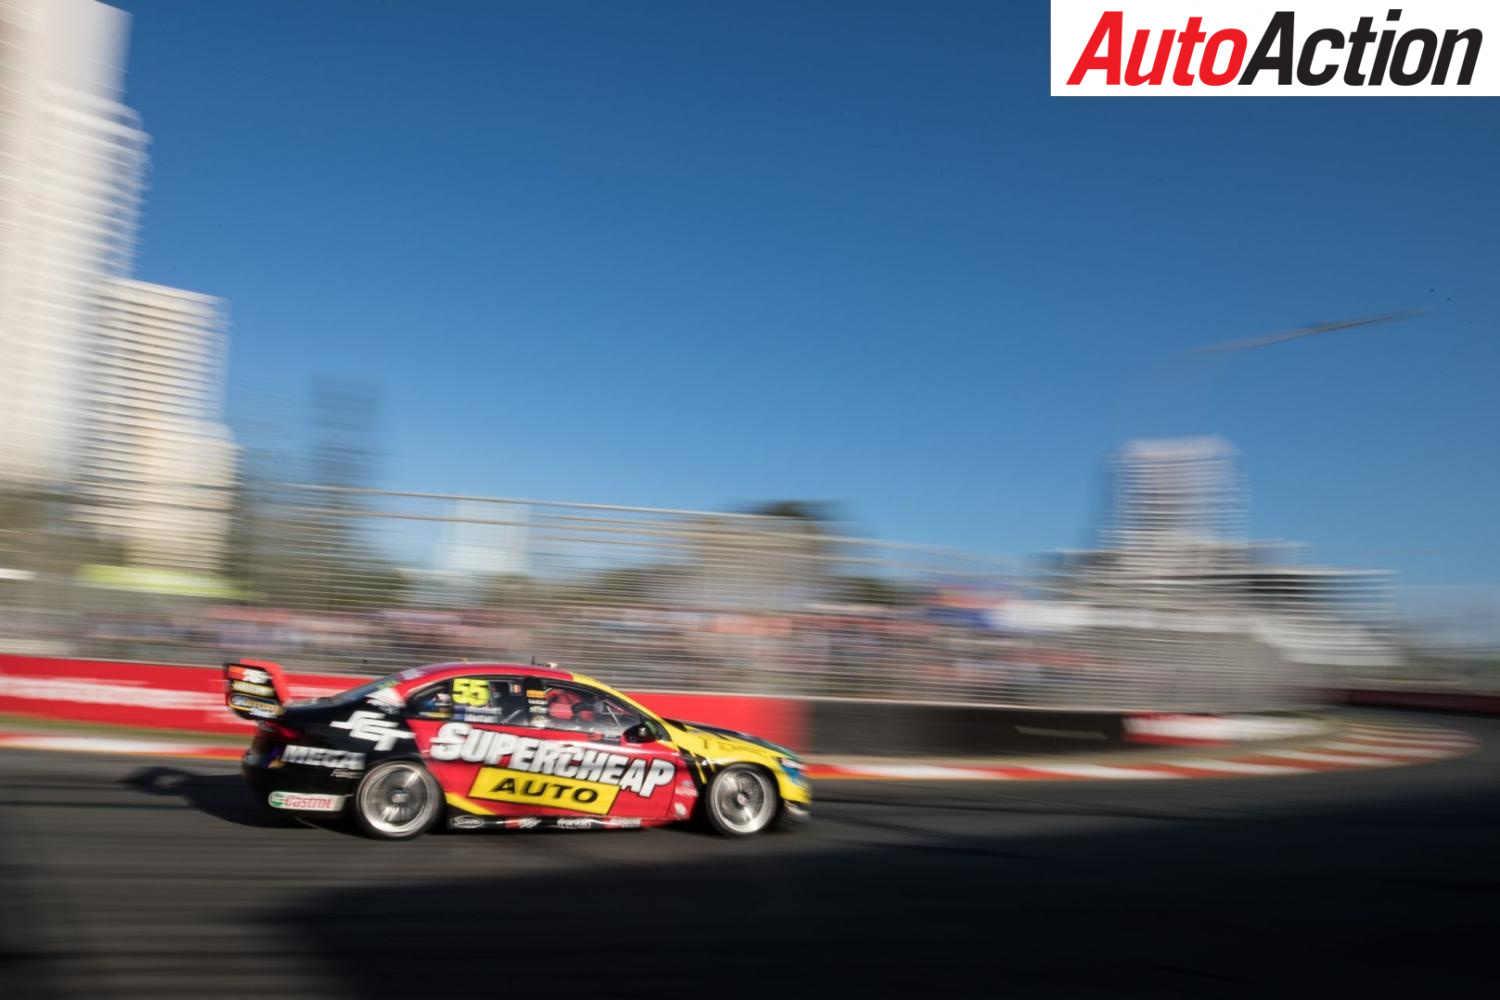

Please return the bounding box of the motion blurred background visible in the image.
[1,0,1496,718]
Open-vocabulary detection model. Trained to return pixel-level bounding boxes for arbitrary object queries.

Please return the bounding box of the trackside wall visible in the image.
[1,655,1334,755]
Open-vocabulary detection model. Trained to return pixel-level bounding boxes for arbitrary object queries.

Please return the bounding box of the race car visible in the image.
[226,659,811,839]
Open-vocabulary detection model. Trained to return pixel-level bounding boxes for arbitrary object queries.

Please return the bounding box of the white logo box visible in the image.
[1052,1,1498,95]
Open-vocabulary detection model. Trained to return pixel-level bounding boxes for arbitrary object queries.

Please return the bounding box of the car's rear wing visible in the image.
[224,659,290,720]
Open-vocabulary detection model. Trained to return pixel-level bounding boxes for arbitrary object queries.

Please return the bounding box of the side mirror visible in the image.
[623,722,656,744]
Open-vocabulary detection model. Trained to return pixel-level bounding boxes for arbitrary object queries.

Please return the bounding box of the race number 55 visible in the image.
[453,678,489,707]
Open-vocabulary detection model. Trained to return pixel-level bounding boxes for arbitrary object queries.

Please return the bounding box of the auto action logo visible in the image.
[1051,1,1496,95]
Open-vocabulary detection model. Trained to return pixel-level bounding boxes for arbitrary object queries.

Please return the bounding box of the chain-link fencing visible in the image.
[0,480,1412,710]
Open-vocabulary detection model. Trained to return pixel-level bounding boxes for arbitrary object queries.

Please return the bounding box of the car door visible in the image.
[406,673,684,822]
[404,672,529,816]
[515,678,685,821]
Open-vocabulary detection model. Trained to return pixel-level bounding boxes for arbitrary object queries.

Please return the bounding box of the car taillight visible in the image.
[258,720,301,741]
[250,719,301,757]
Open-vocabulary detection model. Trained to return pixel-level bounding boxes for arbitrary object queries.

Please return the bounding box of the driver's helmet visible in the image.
[546,688,585,723]
[418,689,453,717]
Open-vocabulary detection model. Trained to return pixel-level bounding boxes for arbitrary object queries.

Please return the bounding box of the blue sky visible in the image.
[116,1,1498,584]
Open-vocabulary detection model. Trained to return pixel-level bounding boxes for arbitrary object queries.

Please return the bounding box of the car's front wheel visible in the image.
[352,760,443,840]
[704,764,779,836]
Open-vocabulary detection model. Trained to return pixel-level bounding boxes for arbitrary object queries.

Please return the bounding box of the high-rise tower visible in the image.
[0,0,148,482]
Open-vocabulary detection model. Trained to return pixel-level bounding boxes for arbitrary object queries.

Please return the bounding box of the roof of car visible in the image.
[392,661,577,688]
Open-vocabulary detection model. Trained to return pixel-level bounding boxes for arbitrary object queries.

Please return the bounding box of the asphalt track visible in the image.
[2,710,1497,999]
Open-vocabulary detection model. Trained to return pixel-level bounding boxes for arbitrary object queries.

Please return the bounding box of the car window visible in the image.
[329,673,404,706]
[523,681,644,739]
[410,675,530,725]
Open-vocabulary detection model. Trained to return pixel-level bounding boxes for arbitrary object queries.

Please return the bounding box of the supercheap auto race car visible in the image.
[226,659,811,839]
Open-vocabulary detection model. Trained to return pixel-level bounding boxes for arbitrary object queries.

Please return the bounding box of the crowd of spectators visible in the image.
[36,595,1306,710]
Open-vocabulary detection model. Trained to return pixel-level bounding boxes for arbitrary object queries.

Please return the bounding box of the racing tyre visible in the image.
[352,760,443,840]
[704,764,779,837]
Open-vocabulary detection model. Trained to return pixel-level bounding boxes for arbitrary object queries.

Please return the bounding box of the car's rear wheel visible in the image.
[704,764,778,836]
[352,760,442,840]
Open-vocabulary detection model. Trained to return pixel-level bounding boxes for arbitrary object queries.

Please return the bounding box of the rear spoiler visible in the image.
[224,659,290,720]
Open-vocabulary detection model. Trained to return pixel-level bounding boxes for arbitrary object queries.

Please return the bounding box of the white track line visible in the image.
[1344,731,1470,746]
[1266,749,1402,766]
[1028,764,1182,780]
[0,735,209,755]
[1171,758,1305,775]
[838,764,997,780]
[1344,728,1471,745]
[1320,741,1457,758]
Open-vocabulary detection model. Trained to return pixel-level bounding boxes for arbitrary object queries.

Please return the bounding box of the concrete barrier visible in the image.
[803,699,1128,756]
[0,654,811,748]
[1342,687,1500,715]
[1,654,1321,756]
